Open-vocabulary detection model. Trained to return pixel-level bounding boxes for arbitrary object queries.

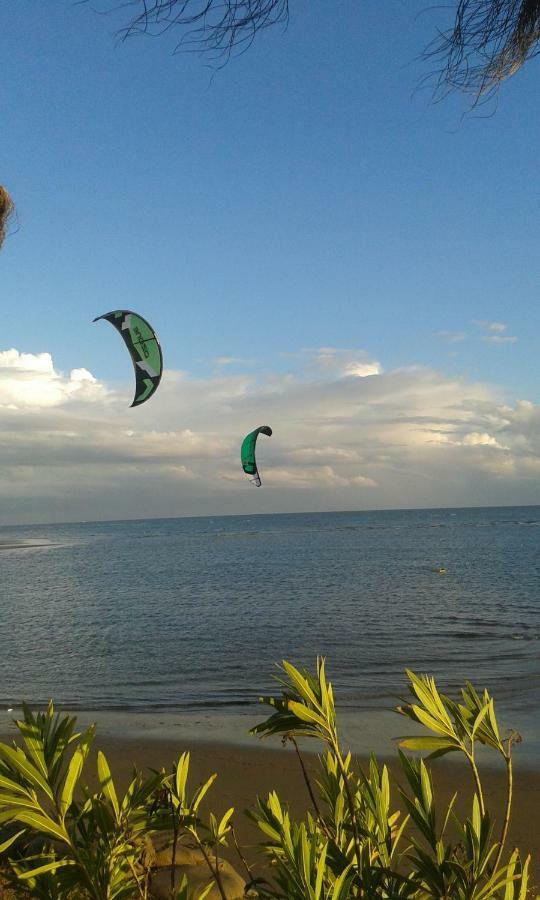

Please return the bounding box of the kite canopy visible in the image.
[241,425,272,487]
[93,310,163,407]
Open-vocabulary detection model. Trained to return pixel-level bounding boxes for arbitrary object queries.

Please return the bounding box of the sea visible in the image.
[0,507,539,761]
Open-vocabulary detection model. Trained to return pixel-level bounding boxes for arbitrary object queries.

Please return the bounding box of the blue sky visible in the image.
[0,1,539,522]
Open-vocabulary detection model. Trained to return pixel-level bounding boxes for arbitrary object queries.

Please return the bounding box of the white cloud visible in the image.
[435,331,467,343]
[0,346,538,523]
[473,320,507,333]
[461,432,506,448]
[0,350,108,409]
[343,361,381,377]
[481,334,518,345]
[213,356,254,367]
[0,349,55,373]
[472,321,517,344]
[301,347,382,378]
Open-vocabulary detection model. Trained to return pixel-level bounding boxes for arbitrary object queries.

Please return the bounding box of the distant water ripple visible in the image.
[0,507,538,735]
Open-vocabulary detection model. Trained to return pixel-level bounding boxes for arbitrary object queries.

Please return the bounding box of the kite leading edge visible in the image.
[93,310,163,407]
[241,425,272,487]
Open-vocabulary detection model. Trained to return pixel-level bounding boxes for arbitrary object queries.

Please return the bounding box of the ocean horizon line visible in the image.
[1,501,539,531]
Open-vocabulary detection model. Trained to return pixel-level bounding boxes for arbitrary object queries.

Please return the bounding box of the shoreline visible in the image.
[2,702,539,767]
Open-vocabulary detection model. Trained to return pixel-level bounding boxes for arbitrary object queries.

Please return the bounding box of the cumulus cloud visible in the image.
[0,346,538,524]
[299,347,382,378]
[0,349,107,409]
[461,432,507,448]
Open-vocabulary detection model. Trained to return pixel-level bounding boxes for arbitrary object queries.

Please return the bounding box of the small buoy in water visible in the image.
[6,707,13,713]
[436,567,446,575]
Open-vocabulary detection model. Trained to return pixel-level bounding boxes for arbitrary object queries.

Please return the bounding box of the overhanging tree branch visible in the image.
[425,0,540,100]
[87,1,540,98]
[110,0,289,58]
[0,186,15,250]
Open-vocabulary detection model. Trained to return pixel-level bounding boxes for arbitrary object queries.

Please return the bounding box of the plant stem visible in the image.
[231,824,253,883]
[169,794,179,897]
[465,746,485,816]
[493,751,513,871]
[331,738,363,879]
[288,735,335,843]
[128,856,147,900]
[288,737,319,816]
[191,830,228,900]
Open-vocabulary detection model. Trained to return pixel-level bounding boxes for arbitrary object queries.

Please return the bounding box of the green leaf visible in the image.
[398,735,460,754]
[11,809,68,843]
[472,702,492,738]
[0,792,44,812]
[282,661,320,708]
[0,775,33,797]
[471,792,481,837]
[0,744,53,800]
[192,884,213,900]
[517,853,530,900]
[97,751,120,819]
[419,760,433,811]
[59,725,95,819]
[318,658,333,724]
[191,773,217,813]
[287,701,328,731]
[330,865,354,900]
[0,829,25,854]
[504,851,518,900]
[314,841,327,899]
[218,807,234,839]
[441,792,457,838]
[406,671,453,729]
[15,721,48,780]
[410,705,454,738]
[17,857,75,880]
[175,751,190,804]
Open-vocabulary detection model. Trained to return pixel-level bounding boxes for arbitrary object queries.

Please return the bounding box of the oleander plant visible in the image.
[0,660,535,899]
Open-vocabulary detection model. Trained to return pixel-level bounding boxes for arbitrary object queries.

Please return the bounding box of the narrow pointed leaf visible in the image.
[97,751,120,819]
[18,858,76,880]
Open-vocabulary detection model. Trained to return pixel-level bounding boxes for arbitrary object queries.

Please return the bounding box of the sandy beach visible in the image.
[0,724,538,897]
[69,734,540,885]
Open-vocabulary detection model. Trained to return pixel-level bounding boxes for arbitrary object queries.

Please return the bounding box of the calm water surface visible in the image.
[0,507,538,743]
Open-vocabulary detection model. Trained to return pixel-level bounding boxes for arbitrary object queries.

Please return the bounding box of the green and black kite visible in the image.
[241,425,272,487]
[93,310,163,407]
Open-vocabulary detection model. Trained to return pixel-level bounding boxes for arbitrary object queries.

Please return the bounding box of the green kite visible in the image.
[93,310,163,407]
[241,425,272,487]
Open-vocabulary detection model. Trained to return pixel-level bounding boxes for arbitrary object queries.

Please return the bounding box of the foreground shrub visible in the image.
[0,662,533,898]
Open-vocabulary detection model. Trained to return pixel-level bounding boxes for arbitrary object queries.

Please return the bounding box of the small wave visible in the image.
[0,540,57,552]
